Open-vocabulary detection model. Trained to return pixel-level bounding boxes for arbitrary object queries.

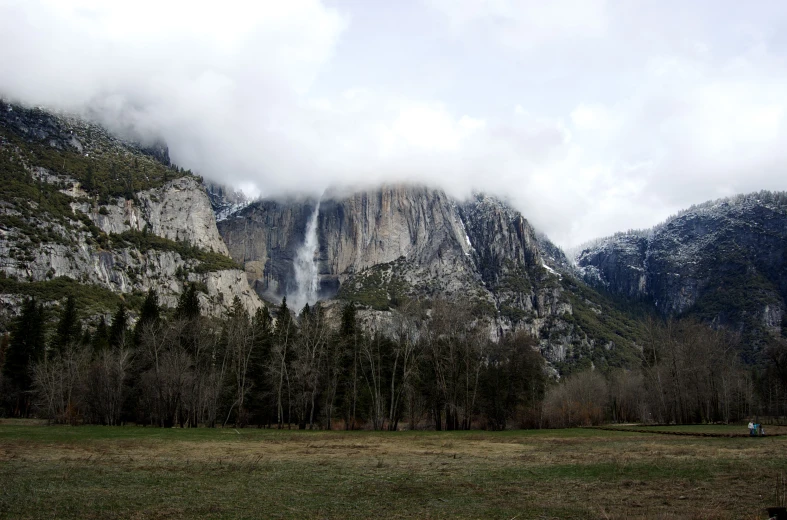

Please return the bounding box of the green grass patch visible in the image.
[0,119,186,203]
[0,275,134,314]
[111,230,241,273]
[337,258,409,310]
[1,422,785,519]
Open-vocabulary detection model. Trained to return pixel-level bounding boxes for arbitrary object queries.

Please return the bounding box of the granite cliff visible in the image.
[576,192,787,351]
[0,101,262,317]
[216,186,642,370]
[0,101,666,372]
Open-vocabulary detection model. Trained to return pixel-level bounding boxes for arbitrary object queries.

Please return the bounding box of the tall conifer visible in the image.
[2,298,45,416]
[176,283,200,320]
[134,289,160,345]
[109,304,128,348]
[54,295,79,352]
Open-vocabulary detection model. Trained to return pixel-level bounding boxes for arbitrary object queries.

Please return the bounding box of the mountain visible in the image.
[218,186,479,303]
[204,182,252,223]
[0,101,691,374]
[0,101,262,318]
[217,186,646,371]
[575,192,787,354]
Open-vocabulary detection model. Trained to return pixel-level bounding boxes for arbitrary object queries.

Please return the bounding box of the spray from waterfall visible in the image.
[290,199,321,312]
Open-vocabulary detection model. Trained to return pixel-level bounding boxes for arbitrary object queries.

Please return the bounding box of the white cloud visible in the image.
[428,0,608,50]
[570,104,617,133]
[1,0,786,249]
[0,0,347,132]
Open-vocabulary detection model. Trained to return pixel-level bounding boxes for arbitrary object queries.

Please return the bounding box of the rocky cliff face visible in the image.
[80,176,230,255]
[576,192,787,344]
[0,101,646,371]
[0,176,260,317]
[320,186,472,273]
[576,234,649,300]
[218,187,506,303]
[217,196,316,302]
[0,101,262,317]
[217,186,639,369]
[204,182,251,223]
[219,186,480,302]
[461,194,566,320]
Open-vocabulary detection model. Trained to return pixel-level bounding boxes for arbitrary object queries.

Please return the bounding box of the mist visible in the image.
[2,0,787,248]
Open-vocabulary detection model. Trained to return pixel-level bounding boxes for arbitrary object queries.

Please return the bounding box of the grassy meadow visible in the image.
[1,421,786,519]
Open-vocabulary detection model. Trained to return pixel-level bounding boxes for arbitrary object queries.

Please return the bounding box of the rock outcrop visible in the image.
[78,176,230,255]
[0,100,649,370]
[0,177,260,316]
[204,182,251,223]
[0,101,262,317]
[219,186,483,301]
[576,192,787,343]
[217,186,635,367]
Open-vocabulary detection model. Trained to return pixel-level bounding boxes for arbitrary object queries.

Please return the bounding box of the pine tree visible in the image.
[340,301,357,338]
[109,304,128,348]
[176,283,200,320]
[229,295,246,319]
[83,165,94,193]
[253,307,273,338]
[336,301,359,429]
[92,316,110,352]
[125,171,134,200]
[134,289,160,345]
[270,297,295,428]
[0,332,9,371]
[275,297,292,337]
[54,295,80,353]
[248,306,273,424]
[2,298,46,416]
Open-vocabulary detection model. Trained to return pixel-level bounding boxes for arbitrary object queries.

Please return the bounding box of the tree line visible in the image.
[0,291,545,429]
[2,290,786,429]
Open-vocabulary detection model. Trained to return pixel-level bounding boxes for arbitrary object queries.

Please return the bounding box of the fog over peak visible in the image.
[2,0,786,248]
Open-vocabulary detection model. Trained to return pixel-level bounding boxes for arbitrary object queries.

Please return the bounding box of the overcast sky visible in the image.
[1,0,786,248]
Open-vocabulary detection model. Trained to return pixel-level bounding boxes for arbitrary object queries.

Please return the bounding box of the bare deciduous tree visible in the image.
[291,305,327,429]
[86,346,132,425]
[423,300,487,430]
[543,370,608,428]
[33,343,90,424]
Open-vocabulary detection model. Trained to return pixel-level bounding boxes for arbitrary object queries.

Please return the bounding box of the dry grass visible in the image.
[0,422,784,519]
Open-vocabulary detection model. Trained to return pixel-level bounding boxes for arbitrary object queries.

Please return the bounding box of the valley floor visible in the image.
[0,421,784,519]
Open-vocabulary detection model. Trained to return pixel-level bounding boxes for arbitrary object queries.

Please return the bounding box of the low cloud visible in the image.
[1,0,786,249]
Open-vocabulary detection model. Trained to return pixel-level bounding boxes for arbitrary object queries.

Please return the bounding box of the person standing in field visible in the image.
[748,421,754,436]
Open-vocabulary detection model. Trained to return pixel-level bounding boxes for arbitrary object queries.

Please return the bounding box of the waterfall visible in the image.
[290,200,321,312]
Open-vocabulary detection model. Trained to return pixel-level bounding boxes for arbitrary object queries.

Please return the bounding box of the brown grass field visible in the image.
[1,420,787,519]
